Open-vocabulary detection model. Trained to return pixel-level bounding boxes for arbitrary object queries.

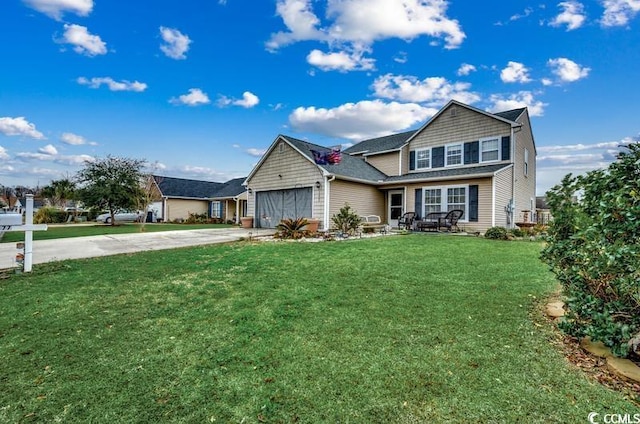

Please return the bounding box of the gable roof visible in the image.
[281,135,388,183]
[493,107,526,122]
[154,175,224,199]
[343,130,417,155]
[211,177,246,199]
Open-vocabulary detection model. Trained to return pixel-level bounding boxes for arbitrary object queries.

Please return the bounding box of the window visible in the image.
[480,138,499,162]
[416,148,431,169]
[422,185,467,220]
[211,201,222,218]
[446,144,462,166]
[424,189,442,214]
[524,148,529,177]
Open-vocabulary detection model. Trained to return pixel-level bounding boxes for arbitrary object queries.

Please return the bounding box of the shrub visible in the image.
[275,217,311,239]
[34,207,66,224]
[484,226,509,240]
[331,204,361,235]
[541,143,640,357]
[185,212,209,224]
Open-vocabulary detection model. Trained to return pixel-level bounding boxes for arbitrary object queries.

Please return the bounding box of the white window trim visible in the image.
[415,148,431,170]
[445,143,463,167]
[524,148,529,177]
[421,184,469,222]
[479,136,501,163]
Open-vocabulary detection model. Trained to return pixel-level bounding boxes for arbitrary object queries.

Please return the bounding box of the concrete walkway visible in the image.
[0,227,275,270]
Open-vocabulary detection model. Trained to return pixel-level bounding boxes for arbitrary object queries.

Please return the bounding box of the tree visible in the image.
[41,178,77,208]
[77,156,146,225]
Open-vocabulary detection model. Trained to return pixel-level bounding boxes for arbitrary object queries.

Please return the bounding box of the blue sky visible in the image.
[1,0,638,195]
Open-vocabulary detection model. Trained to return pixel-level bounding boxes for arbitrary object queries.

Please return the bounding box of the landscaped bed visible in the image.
[0,236,637,422]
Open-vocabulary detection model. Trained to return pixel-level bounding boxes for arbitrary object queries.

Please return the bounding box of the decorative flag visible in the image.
[311,150,328,165]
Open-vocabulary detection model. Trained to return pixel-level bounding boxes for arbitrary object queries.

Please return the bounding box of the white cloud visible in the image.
[0,146,9,160]
[500,61,532,83]
[0,117,45,139]
[550,1,587,30]
[170,88,211,106]
[601,0,640,26]
[538,139,635,153]
[59,24,107,56]
[16,151,94,165]
[457,63,476,76]
[488,91,547,117]
[289,100,437,140]
[541,78,553,86]
[23,0,93,20]
[159,27,191,60]
[77,77,147,92]
[60,132,97,146]
[548,57,590,82]
[393,51,408,64]
[306,49,375,72]
[267,0,465,51]
[246,148,267,157]
[371,74,480,105]
[217,91,260,108]
[38,144,58,155]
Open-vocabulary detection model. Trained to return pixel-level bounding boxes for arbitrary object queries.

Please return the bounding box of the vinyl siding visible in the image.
[246,140,325,223]
[494,166,513,228]
[366,151,400,176]
[405,177,494,233]
[512,112,537,223]
[329,179,385,221]
[166,199,208,221]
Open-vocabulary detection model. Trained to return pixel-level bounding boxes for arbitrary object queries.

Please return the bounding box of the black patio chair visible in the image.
[440,209,464,232]
[397,212,416,230]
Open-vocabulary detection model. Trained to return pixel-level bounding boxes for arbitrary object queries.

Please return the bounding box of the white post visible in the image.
[24,194,34,272]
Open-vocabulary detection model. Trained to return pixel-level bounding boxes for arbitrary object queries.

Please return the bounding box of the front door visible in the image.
[388,190,404,228]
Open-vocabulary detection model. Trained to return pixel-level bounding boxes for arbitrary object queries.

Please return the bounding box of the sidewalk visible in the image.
[0,227,275,270]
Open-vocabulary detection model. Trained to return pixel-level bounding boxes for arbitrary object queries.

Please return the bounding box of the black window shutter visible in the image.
[471,141,479,163]
[501,136,511,161]
[432,146,445,168]
[469,185,478,222]
[464,142,472,164]
[415,188,423,220]
[409,150,416,171]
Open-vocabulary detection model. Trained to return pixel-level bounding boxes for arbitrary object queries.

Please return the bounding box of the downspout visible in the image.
[233,196,239,223]
[510,126,516,228]
[323,175,336,230]
[163,196,168,222]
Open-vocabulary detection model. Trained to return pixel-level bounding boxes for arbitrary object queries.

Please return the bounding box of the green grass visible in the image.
[0,236,637,423]
[0,222,233,243]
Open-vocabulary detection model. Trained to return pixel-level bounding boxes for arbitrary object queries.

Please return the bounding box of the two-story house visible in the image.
[244,100,536,233]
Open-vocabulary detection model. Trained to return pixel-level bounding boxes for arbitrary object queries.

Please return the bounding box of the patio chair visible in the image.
[397,212,416,230]
[416,212,446,232]
[440,209,464,232]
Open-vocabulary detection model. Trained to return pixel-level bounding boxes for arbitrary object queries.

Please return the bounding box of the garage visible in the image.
[255,187,312,228]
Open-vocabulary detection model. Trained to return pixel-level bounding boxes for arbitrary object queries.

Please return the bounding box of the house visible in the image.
[151,175,247,223]
[210,177,249,223]
[244,100,536,233]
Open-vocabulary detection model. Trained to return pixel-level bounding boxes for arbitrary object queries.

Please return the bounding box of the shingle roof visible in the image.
[383,164,511,183]
[282,135,388,183]
[154,175,224,198]
[212,177,246,198]
[493,108,526,122]
[343,130,417,155]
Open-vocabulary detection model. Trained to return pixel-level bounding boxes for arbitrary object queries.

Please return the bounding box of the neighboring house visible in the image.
[244,100,537,233]
[210,177,248,223]
[151,175,248,223]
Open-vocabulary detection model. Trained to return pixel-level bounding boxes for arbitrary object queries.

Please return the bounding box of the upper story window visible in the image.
[416,148,431,169]
[446,144,462,166]
[480,137,500,162]
[524,148,529,176]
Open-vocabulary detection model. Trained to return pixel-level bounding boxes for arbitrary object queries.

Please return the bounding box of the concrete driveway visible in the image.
[0,227,275,270]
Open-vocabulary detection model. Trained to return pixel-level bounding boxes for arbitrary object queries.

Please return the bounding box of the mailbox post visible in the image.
[1,195,47,272]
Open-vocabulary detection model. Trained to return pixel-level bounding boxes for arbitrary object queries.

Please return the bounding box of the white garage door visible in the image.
[255,188,312,228]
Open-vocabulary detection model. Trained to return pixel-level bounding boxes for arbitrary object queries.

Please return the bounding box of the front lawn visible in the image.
[0,236,637,422]
[0,222,234,243]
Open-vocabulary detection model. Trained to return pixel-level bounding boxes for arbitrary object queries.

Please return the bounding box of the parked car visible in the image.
[96,210,143,224]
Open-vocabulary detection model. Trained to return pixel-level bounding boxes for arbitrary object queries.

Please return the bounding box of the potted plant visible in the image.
[240,216,253,228]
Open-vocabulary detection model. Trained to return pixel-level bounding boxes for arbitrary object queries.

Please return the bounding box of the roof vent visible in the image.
[450,107,457,117]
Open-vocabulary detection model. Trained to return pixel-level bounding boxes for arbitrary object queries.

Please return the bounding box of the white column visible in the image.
[24,194,34,272]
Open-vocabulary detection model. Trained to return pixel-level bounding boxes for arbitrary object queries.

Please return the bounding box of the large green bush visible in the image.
[331,204,361,235]
[541,143,640,357]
